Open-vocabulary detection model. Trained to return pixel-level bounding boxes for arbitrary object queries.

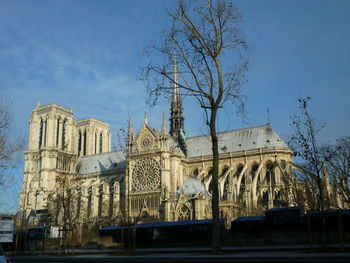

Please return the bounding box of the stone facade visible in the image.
[19,102,293,232]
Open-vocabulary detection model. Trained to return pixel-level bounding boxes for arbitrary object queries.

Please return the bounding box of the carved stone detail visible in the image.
[132,158,161,192]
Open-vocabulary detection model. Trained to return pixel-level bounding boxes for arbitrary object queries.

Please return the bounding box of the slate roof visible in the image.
[77,150,125,175]
[76,124,288,175]
[185,124,289,158]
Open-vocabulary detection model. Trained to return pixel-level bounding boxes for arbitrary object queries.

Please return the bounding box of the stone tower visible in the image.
[19,103,111,224]
[20,104,76,218]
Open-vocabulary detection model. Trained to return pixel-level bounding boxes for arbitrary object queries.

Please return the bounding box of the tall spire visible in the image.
[127,117,134,142]
[169,54,184,138]
[144,111,148,125]
[172,55,179,104]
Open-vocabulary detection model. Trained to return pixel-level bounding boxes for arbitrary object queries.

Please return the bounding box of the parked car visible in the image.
[0,244,11,263]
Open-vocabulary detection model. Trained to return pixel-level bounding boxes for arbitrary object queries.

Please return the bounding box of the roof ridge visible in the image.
[80,149,125,159]
[186,123,270,140]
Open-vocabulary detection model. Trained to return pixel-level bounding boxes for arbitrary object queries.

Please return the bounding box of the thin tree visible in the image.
[288,97,326,211]
[325,136,350,208]
[0,97,23,199]
[288,96,328,249]
[141,0,248,252]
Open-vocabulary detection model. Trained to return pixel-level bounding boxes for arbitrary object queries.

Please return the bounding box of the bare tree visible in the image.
[0,97,23,193]
[141,0,248,252]
[288,97,327,211]
[49,171,77,255]
[288,97,333,249]
[325,136,350,208]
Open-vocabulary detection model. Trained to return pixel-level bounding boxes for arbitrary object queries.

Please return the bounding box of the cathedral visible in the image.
[18,78,294,234]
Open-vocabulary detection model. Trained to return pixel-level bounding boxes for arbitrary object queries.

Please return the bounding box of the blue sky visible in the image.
[0,0,349,213]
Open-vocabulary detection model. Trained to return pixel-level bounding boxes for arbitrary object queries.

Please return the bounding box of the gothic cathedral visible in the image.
[19,71,294,232]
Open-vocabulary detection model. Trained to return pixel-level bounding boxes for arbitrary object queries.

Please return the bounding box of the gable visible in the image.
[133,124,159,152]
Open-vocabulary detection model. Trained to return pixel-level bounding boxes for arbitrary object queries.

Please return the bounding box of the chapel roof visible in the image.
[175,176,210,196]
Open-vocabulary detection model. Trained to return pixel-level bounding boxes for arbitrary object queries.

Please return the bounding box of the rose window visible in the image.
[132,158,161,192]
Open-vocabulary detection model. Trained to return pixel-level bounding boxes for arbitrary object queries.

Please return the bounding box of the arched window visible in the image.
[78,131,81,156]
[178,205,190,221]
[56,118,60,146]
[99,133,103,153]
[83,130,87,155]
[98,184,103,218]
[87,187,92,218]
[109,180,115,217]
[39,119,43,148]
[44,119,47,146]
[222,176,230,201]
[262,191,269,204]
[76,188,81,220]
[266,161,275,185]
[62,120,66,148]
[94,133,97,154]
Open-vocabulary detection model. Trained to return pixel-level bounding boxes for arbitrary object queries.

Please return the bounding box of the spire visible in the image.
[127,117,134,143]
[267,107,270,126]
[169,54,184,138]
[161,112,167,134]
[144,111,148,125]
[172,55,179,104]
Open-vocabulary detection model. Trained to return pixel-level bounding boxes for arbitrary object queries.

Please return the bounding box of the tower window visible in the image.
[99,133,103,153]
[56,118,60,146]
[44,119,47,146]
[95,133,97,154]
[62,120,66,148]
[83,130,87,155]
[39,119,43,148]
[78,131,81,156]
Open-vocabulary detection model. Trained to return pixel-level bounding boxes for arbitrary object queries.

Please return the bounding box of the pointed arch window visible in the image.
[76,188,82,220]
[94,133,97,154]
[83,130,87,155]
[44,119,47,146]
[78,131,82,156]
[109,180,115,217]
[87,186,92,218]
[56,118,60,146]
[62,120,66,148]
[99,133,103,153]
[39,119,43,148]
[98,184,103,218]
[266,161,276,185]
[178,205,190,221]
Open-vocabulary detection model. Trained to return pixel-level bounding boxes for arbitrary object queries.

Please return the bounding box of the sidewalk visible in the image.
[8,243,350,256]
[8,248,350,263]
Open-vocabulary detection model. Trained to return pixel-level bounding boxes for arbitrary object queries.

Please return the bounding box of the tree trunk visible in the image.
[210,106,221,253]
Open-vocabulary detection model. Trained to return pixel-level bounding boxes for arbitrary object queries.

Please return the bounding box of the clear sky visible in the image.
[0,0,349,213]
